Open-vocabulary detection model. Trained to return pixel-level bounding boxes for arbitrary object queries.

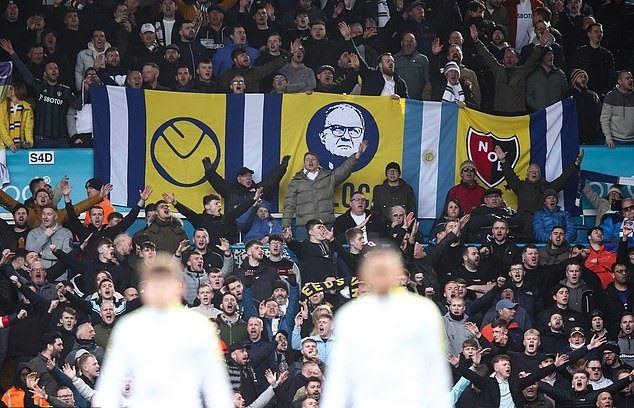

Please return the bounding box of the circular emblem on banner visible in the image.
[150,117,220,187]
[423,150,435,163]
[306,102,378,171]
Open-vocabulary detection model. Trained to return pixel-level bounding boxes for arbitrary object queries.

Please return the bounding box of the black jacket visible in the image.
[457,356,557,407]
[332,209,380,240]
[204,156,289,211]
[371,178,417,228]
[174,196,254,244]
[354,49,408,97]
[540,376,631,407]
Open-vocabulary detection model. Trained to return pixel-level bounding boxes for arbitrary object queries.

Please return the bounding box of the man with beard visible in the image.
[539,368,634,405]
[1,40,75,147]
[342,26,408,97]
[430,42,482,106]
[213,24,260,76]
[539,226,571,265]
[567,68,603,144]
[236,240,279,302]
[97,47,127,86]
[174,21,209,76]
[185,228,233,273]
[28,332,65,395]
[245,317,276,395]
[2,205,30,249]
[158,44,181,89]
[480,220,522,277]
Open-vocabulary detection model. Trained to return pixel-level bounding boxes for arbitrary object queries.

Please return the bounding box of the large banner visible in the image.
[92,87,580,218]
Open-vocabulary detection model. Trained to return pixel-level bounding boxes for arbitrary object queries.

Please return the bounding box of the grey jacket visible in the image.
[600,87,634,144]
[25,224,73,268]
[282,155,357,226]
[443,312,476,356]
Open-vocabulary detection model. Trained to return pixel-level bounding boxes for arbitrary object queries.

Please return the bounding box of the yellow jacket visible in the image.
[0,99,34,148]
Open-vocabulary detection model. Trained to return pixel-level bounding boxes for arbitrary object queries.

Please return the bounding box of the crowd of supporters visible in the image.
[0,0,633,147]
[0,0,633,407]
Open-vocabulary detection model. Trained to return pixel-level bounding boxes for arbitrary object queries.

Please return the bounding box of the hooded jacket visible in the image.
[443,312,476,355]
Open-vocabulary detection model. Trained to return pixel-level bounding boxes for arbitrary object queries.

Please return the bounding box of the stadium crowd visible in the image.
[0,0,633,407]
[0,0,634,147]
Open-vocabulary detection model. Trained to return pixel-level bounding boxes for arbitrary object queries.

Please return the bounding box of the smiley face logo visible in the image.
[306,102,378,171]
[150,117,221,187]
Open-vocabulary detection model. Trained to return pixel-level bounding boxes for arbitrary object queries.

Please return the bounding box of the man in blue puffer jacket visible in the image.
[532,189,576,243]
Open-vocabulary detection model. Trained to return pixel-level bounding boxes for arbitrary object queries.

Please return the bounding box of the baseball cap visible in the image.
[85,177,104,191]
[495,299,518,311]
[317,65,335,74]
[228,340,251,354]
[540,353,556,363]
[484,188,502,197]
[207,4,225,13]
[543,189,558,198]
[407,0,425,11]
[140,23,155,34]
[166,43,180,53]
[236,166,254,176]
[569,326,585,337]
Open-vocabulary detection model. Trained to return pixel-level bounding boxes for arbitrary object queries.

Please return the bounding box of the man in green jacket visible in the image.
[282,140,368,241]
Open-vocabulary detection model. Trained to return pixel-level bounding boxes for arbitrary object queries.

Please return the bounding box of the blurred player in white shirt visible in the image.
[95,254,233,408]
[321,244,452,408]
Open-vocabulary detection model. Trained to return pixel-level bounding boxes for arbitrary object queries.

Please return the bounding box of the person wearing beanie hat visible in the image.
[582,181,622,227]
[370,162,417,228]
[83,178,115,226]
[532,190,576,243]
[445,160,485,215]
[441,62,466,107]
[243,200,284,243]
[525,44,568,112]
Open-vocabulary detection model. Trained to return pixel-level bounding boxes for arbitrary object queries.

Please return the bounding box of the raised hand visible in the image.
[162,192,176,205]
[278,370,289,384]
[139,185,153,202]
[555,353,570,367]
[464,321,480,337]
[49,244,57,253]
[61,179,72,196]
[494,145,506,162]
[100,183,113,197]
[403,212,416,229]
[216,238,231,255]
[355,139,369,158]
[0,39,15,55]
[25,372,39,390]
[254,187,264,202]
[290,38,302,54]
[9,275,20,286]
[264,369,277,385]
[447,354,460,367]
[176,239,191,256]
[282,226,292,241]
[62,363,77,380]
[357,214,372,229]
[0,249,13,265]
[459,214,471,230]
[473,347,490,365]
[294,312,304,327]
[323,227,334,242]
[469,25,479,42]
[587,334,607,350]
[338,21,352,40]
[575,149,584,166]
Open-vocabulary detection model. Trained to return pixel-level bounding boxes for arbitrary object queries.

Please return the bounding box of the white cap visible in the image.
[140,23,155,34]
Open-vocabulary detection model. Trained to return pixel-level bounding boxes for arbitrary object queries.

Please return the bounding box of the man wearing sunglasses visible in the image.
[446,160,486,215]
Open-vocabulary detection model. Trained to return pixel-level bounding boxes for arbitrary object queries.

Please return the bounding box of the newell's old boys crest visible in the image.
[467,127,519,188]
